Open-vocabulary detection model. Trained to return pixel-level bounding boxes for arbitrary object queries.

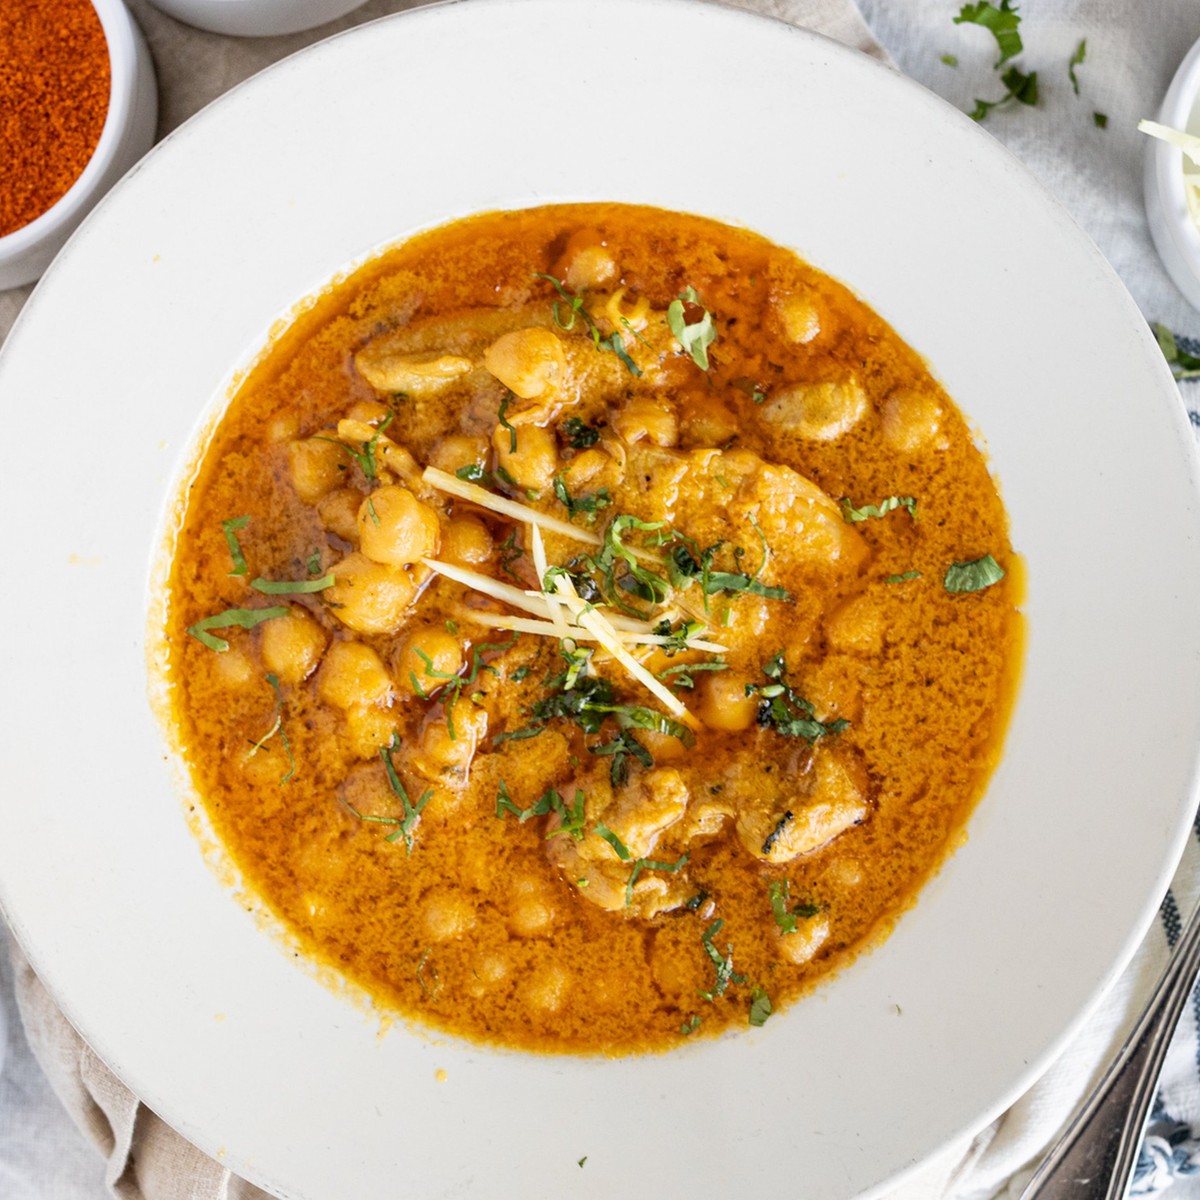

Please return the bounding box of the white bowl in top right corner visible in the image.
[1145,35,1200,313]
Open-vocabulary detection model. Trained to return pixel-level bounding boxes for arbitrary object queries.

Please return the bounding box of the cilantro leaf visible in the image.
[839,494,917,523]
[187,605,289,652]
[221,515,250,576]
[667,286,718,370]
[953,0,1023,67]
[944,554,1006,593]
[749,987,772,1027]
[1068,38,1086,95]
[1154,323,1200,381]
[561,416,601,448]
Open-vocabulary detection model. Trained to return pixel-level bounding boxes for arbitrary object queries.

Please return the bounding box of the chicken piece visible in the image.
[545,769,692,919]
[734,746,869,864]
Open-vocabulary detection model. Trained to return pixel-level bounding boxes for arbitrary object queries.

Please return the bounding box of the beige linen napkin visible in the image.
[1,3,889,1198]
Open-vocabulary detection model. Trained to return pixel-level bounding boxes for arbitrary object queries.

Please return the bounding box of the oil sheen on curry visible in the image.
[166,204,1020,1054]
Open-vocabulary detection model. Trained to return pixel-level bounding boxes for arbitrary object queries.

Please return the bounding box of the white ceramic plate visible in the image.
[3,2,1200,1197]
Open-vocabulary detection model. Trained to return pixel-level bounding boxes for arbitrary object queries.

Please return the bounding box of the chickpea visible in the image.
[344,398,392,425]
[357,485,440,567]
[423,890,477,941]
[316,488,361,544]
[260,609,326,685]
[317,640,393,709]
[344,703,397,758]
[413,699,488,789]
[826,595,884,655]
[778,911,831,966]
[427,433,489,476]
[881,389,943,454]
[440,515,493,567]
[509,878,557,937]
[680,393,738,447]
[555,229,618,292]
[325,552,415,635]
[267,413,299,443]
[287,437,345,504]
[213,647,255,689]
[395,625,464,698]
[610,396,678,447]
[637,727,687,762]
[762,380,866,441]
[483,327,567,399]
[522,963,570,1013]
[697,670,760,732]
[778,294,821,344]
[492,422,557,492]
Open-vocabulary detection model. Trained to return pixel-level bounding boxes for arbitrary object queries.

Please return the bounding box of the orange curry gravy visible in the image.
[165,204,1020,1054]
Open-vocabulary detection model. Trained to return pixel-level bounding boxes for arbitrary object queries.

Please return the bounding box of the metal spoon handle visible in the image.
[1019,899,1200,1200]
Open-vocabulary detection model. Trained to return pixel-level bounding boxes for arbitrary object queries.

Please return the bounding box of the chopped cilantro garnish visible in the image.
[1093,111,1108,129]
[656,660,728,690]
[561,416,601,448]
[624,852,689,907]
[341,733,431,855]
[748,653,850,742]
[221,515,250,576]
[594,822,632,861]
[498,393,517,453]
[306,549,323,576]
[187,605,289,652]
[885,570,922,584]
[313,412,392,481]
[768,879,821,935]
[839,494,917,523]
[244,672,295,784]
[250,573,334,595]
[1068,38,1086,95]
[944,554,1005,593]
[553,476,612,522]
[698,919,745,1001]
[749,986,772,1027]
[534,272,642,377]
[953,0,1022,67]
[667,286,718,370]
[941,53,959,67]
[680,1015,702,1035]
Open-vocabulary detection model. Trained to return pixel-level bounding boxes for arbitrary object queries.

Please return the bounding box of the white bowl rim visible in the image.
[2,2,1200,1198]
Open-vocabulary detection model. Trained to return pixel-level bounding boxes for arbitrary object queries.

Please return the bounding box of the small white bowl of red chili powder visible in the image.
[0,0,157,290]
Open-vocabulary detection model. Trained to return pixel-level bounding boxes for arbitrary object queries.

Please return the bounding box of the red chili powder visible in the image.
[0,0,112,238]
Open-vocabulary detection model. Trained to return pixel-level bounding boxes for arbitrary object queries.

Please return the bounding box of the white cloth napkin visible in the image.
[4,1,1200,1198]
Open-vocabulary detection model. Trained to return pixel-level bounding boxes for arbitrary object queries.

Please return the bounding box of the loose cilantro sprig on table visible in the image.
[954,0,1022,67]
[1154,324,1200,381]
[970,65,1038,122]
[1068,38,1087,94]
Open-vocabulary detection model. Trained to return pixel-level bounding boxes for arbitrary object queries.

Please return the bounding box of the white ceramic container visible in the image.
[0,0,157,291]
[1145,36,1200,312]
[143,0,369,36]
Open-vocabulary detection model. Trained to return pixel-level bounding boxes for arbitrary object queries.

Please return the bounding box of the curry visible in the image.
[164,203,1020,1053]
